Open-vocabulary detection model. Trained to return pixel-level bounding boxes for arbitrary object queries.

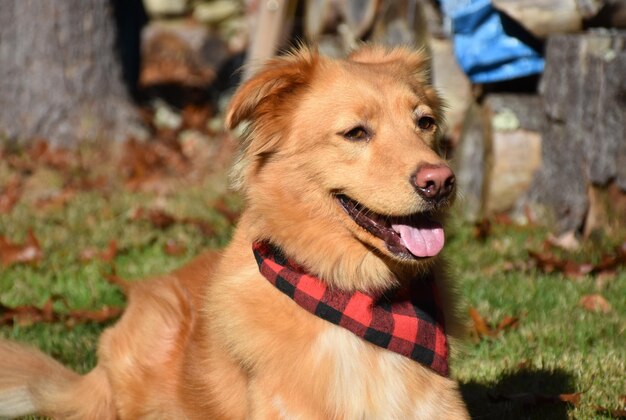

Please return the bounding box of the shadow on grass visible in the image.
[461,368,576,419]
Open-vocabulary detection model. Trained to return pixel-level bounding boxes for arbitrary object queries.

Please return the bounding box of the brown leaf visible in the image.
[496,315,520,331]
[131,207,214,236]
[79,240,118,263]
[469,308,521,339]
[530,238,626,278]
[131,207,176,229]
[164,239,187,256]
[0,229,44,267]
[488,392,582,407]
[472,219,491,241]
[120,138,188,191]
[213,198,241,225]
[469,307,496,338]
[579,294,612,313]
[0,178,22,214]
[66,306,123,325]
[103,273,131,295]
[35,188,77,210]
[546,232,580,251]
[28,140,73,171]
[182,104,213,132]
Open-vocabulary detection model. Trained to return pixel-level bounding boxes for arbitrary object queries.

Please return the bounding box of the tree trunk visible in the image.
[0,0,142,147]
[526,32,626,234]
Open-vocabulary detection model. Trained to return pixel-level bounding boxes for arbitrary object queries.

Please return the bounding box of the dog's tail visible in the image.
[0,340,116,419]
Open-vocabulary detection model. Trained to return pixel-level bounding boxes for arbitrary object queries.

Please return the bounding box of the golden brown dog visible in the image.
[0,45,469,419]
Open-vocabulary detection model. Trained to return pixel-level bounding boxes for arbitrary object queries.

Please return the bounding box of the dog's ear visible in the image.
[225,48,318,130]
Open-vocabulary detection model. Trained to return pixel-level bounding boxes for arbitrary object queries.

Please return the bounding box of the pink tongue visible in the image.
[391,222,445,257]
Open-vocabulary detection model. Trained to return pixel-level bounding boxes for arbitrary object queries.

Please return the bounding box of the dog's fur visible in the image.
[0,45,469,419]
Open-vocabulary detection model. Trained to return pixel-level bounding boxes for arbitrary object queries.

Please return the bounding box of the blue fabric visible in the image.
[440,0,544,83]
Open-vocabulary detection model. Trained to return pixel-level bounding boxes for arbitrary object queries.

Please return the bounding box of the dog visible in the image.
[0,44,469,419]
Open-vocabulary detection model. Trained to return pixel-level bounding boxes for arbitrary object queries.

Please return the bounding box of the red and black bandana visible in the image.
[252,241,449,376]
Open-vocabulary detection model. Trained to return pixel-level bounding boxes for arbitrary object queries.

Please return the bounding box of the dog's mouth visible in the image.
[336,194,444,260]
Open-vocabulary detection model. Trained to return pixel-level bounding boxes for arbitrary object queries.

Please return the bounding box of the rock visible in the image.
[586,0,626,28]
[526,32,626,234]
[429,38,473,143]
[140,20,229,87]
[492,0,584,38]
[453,102,488,221]
[193,0,242,25]
[143,0,189,17]
[487,128,542,214]
[453,93,544,220]
[153,100,183,130]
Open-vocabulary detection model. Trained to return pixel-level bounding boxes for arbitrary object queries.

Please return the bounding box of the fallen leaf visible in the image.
[469,308,520,340]
[546,231,580,251]
[213,198,241,224]
[472,219,491,240]
[0,229,44,267]
[0,178,22,214]
[496,315,520,331]
[164,239,187,256]
[579,294,612,313]
[529,239,626,278]
[65,306,123,326]
[103,273,131,295]
[0,299,122,326]
[79,240,118,263]
[469,307,496,338]
[28,140,73,171]
[131,207,176,229]
[35,188,77,210]
[131,207,214,236]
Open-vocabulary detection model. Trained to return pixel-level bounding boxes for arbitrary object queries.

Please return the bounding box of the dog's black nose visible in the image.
[412,164,455,203]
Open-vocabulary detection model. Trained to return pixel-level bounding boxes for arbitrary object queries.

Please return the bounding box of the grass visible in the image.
[1,150,624,419]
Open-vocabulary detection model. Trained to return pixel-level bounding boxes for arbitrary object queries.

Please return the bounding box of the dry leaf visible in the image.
[213,198,241,224]
[579,294,612,313]
[164,239,187,256]
[0,229,43,267]
[79,240,118,263]
[36,188,77,210]
[529,239,626,278]
[131,207,214,236]
[0,297,121,326]
[496,315,520,331]
[546,231,580,251]
[469,308,520,340]
[0,178,22,214]
[472,219,491,240]
[469,307,496,338]
[104,274,131,295]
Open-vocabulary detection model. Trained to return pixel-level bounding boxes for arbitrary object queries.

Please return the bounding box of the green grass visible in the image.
[1,164,624,419]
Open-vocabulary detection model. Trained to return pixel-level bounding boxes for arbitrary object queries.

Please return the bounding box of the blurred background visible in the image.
[1,0,625,237]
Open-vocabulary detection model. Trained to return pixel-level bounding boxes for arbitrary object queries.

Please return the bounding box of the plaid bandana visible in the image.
[252,241,449,376]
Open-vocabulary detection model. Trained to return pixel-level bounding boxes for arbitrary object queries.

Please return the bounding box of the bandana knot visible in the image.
[252,241,449,376]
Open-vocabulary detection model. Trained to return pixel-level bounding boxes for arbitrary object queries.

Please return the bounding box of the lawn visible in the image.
[0,140,624,419]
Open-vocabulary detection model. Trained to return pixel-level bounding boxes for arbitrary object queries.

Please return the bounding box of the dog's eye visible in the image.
[343,126,371,141]
[417,116,436,131]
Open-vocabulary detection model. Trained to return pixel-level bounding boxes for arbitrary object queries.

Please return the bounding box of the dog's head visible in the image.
[226,45,454,293]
